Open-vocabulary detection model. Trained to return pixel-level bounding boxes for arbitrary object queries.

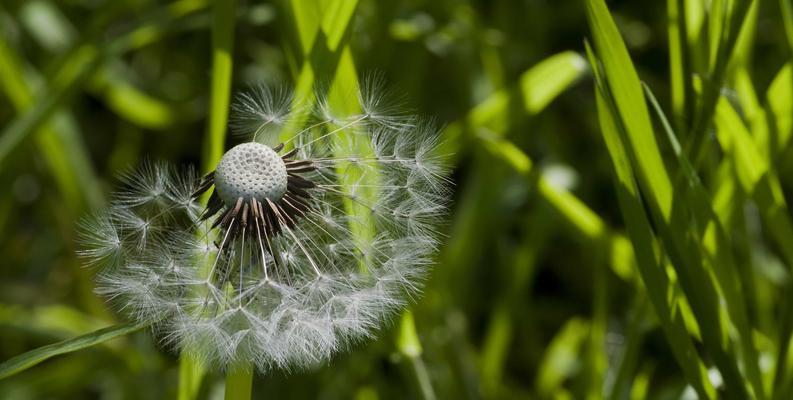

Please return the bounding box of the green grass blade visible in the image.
[686,0,753,166]
[713,96,793,397]
[0,322,145,380]
[584,0,673,220]
[442,51,609,306]
[293,2,437,396]
[94,75,184,130]
[668,0,692,132]
[585,2,753,396]
[18,0,76,54]
[587,50,713,397]
[202,0,237,172]
[765,63,793,158]
[780,0,793,55]
[474,130,633,281]
[282,3,438,399]
[646,84,765,399]
[715,97,793,268]
[178,353,205,400]
[0,45,100,169]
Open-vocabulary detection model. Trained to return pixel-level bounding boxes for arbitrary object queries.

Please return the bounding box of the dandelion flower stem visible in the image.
[397,311,436,400]
[224,363,254,400]
[183,0,237,395]
[178,353,205,400]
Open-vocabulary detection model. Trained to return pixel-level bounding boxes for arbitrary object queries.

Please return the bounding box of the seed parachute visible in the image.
[79,79,451,372]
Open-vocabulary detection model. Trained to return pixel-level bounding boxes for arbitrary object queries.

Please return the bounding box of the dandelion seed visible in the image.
[78,78,450,372]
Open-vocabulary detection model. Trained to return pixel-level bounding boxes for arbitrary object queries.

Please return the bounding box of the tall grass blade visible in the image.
[0,322,145,380]
[586,45,713,397]
[647,84,765,399]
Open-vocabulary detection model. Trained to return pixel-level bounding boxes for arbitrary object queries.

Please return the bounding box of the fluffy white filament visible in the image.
[78,79,450,372]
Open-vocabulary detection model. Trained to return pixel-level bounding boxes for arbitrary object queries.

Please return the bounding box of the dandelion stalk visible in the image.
[203,0,238,172]
[178,353,205,400]
[225,364,253,400]
[397,311,436,400]
[182,0,237,397]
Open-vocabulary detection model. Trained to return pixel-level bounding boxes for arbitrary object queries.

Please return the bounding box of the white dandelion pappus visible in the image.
[78,79,451,372]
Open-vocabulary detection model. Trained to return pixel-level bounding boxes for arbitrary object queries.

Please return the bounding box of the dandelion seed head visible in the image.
[80,76,451,373]
[215,142,288,206]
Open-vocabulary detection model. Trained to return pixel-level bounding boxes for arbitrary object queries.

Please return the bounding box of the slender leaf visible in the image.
[587,44,713,397]
[0,322,145,380]
[585,2,753,397]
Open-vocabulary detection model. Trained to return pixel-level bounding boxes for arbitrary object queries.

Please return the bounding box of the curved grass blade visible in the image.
[0,322,145,380]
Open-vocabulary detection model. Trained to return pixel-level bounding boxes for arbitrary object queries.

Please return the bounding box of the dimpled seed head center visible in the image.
[214,142,288,206]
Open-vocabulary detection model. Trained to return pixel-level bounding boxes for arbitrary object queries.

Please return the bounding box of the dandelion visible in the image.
[78,80,451,372]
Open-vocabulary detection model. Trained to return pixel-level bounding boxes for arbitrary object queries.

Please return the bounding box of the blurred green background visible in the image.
[1,0,792,399]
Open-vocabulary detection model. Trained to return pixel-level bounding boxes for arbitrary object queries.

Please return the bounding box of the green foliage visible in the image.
[2,0,793,398]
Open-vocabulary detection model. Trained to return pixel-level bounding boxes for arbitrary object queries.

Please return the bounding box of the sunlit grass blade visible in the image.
[584,1,754,396]
[646,84,765,399]
[301,1,439,396]
[586,46,713,397]
[93,75,185,130]
[713,96,793,398]
[282,2,439,398]
[765,63,793,159]
[667,0,693,132]
[781,0,793,54]
[686,0,753,166]
[474,130,634,280]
